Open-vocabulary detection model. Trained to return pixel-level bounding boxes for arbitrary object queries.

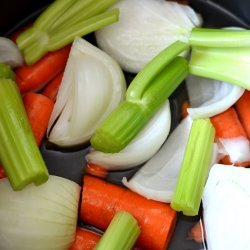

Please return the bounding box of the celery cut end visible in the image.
[0,69,49,191]
[94,211,140,250]
[170,119,215,216]
[91,101,148,153]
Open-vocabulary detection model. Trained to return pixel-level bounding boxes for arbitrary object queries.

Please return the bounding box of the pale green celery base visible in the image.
[47,8,119,51]
[94,211,140,250]
[0,80,48,190]
[34,0,75,31]
[126,41,189,101]
[170,119,215,216]
[189,28,250,47]
[189,46,250,91]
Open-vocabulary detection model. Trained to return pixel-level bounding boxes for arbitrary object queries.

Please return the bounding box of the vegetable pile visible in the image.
[2,0,250,249]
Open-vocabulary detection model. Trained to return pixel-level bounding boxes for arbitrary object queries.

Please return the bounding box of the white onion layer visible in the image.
[122,115,193,202]
[0,37,23,68]
[47,37,126,147]
[186,75,244,119]
[95,0,202,73]
[0,176,81,250]
[216,136,250,163]
[86,99,171,170]
[203,164,250,250]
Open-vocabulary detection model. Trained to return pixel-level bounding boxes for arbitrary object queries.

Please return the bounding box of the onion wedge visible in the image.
[0,37,23,68]
[203,164,250,250]
[47,37,126,147]
[122,115,193,202]
[186,75,244,119]
[86,99,171,170]
[0,175,81,250]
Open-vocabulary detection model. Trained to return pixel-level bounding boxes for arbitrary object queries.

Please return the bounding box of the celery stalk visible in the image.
[47,9,119,51]
[94,211,140,250]
[188,27,250,90]
[126,41,189,101]
[0,64,48,190]
[189,46,250,90]
[189,28,250,47]
[16,0,119,65]
[170,119,215,216]
[91,50,189,153]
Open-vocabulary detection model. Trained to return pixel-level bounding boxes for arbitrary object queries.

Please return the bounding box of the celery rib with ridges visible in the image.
[94,211,140,250]
[0,64,48,190]
[16,0,119,65]
[170,119,215,216]
[91,41,189,153]
[189,28,250,90]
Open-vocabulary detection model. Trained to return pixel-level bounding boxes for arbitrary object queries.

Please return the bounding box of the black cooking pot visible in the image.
[0,1,248,249]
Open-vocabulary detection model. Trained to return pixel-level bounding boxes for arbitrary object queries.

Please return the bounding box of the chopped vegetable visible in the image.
[171,118,215,216]
[202,164,250,250]
[123,115,193,203]
[23,92,54,146]
[235,90,250,140]
[86,99,171,170]
[85,162,108,179]
[0,165,6,179]
[94,211,140,250]
[81,175,177,250]
[186,75,244,119]
[15,45,70,94]
[0,175,81,250]
[69,228,101,250]
[210,107,250,165]
[16,0,119,65]
[42,70,64,102]
[95,0,202,73]
[91,41,189,153]
[0,37,23,68]
[187,220,206,244]
[189,28,250,90]
[47,37,126,147]
[0,63,48,190]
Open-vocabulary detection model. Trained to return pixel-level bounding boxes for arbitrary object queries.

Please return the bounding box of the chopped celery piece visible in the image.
[16,0,119,65]
[189,28,250,47]
[170,119,215,216]
[188,27,250,90]
[94,211,140,250]
[189,46,250,90]
[0,64,48,190]
[91,41,189,153]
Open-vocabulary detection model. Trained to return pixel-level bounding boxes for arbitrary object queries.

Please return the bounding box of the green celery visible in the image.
[47,9,119,51]
[170,119,215,216]
[94,211,140,250]
[189,28,250,47]
[189,46,250,90]
[16,0,119,65]
[91,41,189,153]
[188,27,250,90]
[0,64,48,190]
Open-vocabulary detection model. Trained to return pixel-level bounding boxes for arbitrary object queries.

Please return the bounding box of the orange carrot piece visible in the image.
[23,92,54,145]
[187,220,205,244]
[210,107,247,138]
[220,155,250,167]
[69,228,101,250]
[81,175,177,250]
[181,101,190,119]
[84,162,108,179]
[235,90,250,140]
[42,70,64,102]
[15,44,71,94]
[0,165,6,179]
